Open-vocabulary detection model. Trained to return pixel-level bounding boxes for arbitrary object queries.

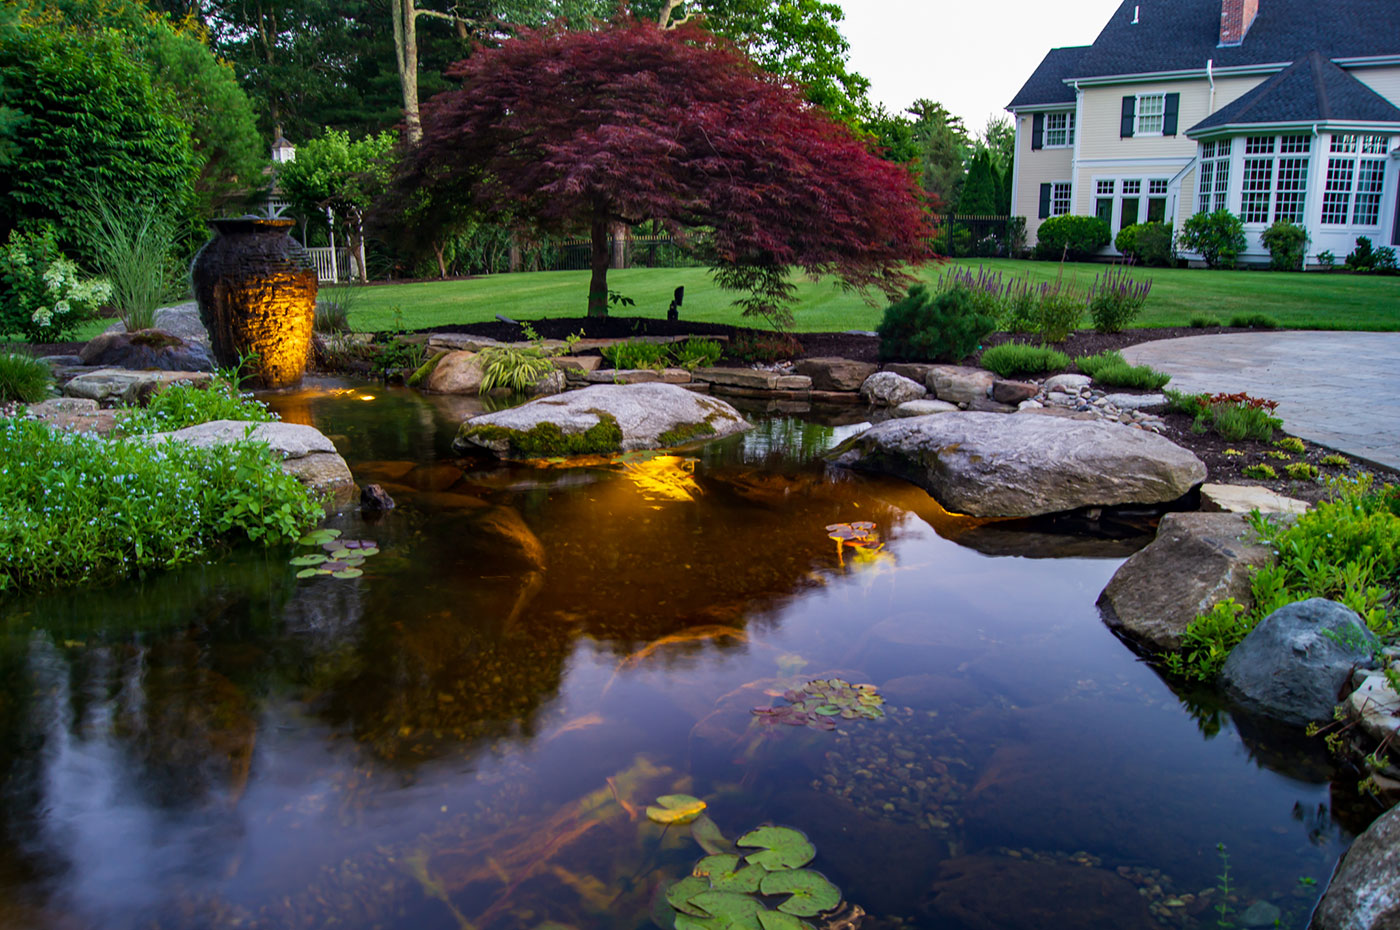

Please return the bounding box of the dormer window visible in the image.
[1045,112,1075,147]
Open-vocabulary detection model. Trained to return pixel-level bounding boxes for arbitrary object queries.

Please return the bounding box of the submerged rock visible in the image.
[1221,598,1378,726]
[1098,512,1278,653]
[1311,802,1400,930]
[145,419,354,502]
[929,856,1156,930]
[454,383,750,458]
[828,412,1206,518]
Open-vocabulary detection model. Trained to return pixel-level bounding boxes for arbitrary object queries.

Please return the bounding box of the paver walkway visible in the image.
[1121,332,1400,472]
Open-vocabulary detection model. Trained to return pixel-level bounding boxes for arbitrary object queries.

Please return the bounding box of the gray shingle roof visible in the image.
[1007,47,1089,108]
[1189,51,1400,131]
[1071,0,1400,80]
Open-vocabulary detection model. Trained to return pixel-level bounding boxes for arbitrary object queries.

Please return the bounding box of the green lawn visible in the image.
[340,259,1400,334]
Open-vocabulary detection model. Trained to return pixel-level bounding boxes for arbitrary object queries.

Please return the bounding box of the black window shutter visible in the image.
[1121,96,1136,137]
[1032,113,1045,150]
[1039,183,1052,219]
[1163,93,1181,135]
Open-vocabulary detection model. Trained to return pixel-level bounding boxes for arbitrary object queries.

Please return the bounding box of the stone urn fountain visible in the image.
[191,218,318,388]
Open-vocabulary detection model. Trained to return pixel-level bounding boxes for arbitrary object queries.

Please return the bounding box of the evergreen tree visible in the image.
[957,150,999,217]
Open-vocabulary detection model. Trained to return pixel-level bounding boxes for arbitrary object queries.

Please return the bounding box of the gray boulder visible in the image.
[454,382,750,458]
[828,412,1206,518]
[1222,598,1379,726]
[63,368,213,406]
[794,357,877,392]
[892,399,959,418]
[859,371,926,406]
[926,365,994,406]
[1310,802,1400,930]
[81,329,213,372]
[424,351,486,394]
[103,303,209,346]
[1098,512,1278,652]
[145,420,354,503]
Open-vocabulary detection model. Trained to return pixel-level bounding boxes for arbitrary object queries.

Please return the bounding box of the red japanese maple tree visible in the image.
[405,18,931,322]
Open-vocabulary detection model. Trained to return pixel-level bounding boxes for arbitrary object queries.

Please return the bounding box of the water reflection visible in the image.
[0,381,1369,929]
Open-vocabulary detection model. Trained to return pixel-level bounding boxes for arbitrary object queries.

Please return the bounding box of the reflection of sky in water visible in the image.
[0,382,1365,929]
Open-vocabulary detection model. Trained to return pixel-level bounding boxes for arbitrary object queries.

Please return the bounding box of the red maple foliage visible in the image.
[405,18,932,322]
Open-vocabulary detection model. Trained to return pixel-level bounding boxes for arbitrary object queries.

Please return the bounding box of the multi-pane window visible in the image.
[1095,180,1115,225]
[1241,136,1275,223]
[1197,139,1232,213]
[1045,112,1075,147]
[1274,136,1310,224]
[1051,182,1072,217]
[1147,179,1169,222]
[1323,134,1390,226]
[1135,94,1166,135]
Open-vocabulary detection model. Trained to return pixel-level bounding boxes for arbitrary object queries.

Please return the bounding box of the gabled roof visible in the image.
[1008,47,1089,109]
[1189,51,1400,132]
[1066,0,1399,81]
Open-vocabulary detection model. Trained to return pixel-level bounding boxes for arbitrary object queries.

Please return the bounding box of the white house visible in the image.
[1006,0,1400,265]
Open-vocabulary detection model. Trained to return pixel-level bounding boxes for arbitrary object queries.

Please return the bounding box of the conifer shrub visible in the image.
[877,284,996,362]
[979,343,1069,378]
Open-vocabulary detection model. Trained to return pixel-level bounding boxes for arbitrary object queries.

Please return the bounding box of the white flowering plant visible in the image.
[0,226,112,341]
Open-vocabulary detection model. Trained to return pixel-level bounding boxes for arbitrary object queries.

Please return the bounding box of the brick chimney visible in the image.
[1219,0,1259,46]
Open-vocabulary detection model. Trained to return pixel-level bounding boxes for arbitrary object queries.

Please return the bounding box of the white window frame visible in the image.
[1050,181,1072,217]
[1135,94,1166,137]
[1044,111,1075,148]
[1197,139,1233,214]
[1322,134,1390,227]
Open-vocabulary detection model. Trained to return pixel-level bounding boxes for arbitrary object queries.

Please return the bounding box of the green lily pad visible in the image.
[289,554,328,567]
[666,876,712,917]
[648,794,707,826]
[694,855,764,894]
[759,870,840,917]
[813,705,840,716]
[298,529,341,545]
[295,568,322,579]
[332,568,363,579]
[737,826,815,871]
[675,915,722,930]
[330,547,379,560]
[690,890,762,926]
[756,911,814,930]
[336,539,378,550]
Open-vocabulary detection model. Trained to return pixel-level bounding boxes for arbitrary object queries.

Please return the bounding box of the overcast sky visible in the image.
[835,0,1124,134]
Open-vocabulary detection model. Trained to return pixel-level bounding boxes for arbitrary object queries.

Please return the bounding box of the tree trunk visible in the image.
[391,0,422,145]
[432,240,448,278]
[588,215,610,318]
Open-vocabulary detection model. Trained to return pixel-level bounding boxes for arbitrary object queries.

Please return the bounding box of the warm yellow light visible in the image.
[359,394,376,402]
[620,455,700,502]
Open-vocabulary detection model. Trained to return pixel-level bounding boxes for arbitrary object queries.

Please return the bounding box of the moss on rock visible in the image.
[407,352,445,388]
[657,421,718,447]
[462,412,624,458]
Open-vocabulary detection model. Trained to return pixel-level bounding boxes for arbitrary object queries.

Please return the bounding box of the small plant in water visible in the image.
[1214,843,1236,929]
[289,528,380,579]
[751,679,885,731]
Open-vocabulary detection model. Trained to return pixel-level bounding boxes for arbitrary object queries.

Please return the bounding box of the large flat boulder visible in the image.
[1311,803,1400,930]
[144,420,354,502]
[81,328,213,372]
[692,367,811,391]
[828,412,1206,518]
[63,368,213,406]
[793,357,877,392]
[926,365,995,406]
[23,397,117,436]
[454,383,751,458]
[1222,598,1379,726]
[1098,512,1278,653]
[1201,483,1311,515]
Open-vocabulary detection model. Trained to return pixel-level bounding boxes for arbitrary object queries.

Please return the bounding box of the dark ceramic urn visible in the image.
[191,218,318,388]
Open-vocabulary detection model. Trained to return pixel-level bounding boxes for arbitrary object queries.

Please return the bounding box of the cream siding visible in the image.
[1076,76,1262,164]
[1350,65,1400,106]
[1011,112,1075,246]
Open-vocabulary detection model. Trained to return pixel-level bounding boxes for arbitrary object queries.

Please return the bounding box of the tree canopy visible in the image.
[279,128,397,280]
[404,20,928,323]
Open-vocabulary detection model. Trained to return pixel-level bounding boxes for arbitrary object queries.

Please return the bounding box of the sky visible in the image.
[835,0,1124,134]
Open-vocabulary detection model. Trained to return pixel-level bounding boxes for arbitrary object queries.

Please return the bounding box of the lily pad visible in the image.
[336,539,378,550]
[298,529,341,545]
[694,855,764,894]
[690,890,762,926]
[759,870,840,917]
[330,547,379,560]
[752,680,884,730]
[647,794,708,826]
[289,554,327,567]
[295,568,322,579]
[757,911,815,930]
[666,876,713,917]
[737,826,815,871]
[332,568,363,579]
[690,813,732,855]
[675,915,722,930]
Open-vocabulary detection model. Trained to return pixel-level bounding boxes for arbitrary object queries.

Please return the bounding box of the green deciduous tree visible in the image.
[908,99,969,211]
[279,129,397,281]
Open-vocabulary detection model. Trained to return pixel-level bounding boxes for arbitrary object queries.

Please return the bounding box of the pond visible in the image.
[0,380,1377,930]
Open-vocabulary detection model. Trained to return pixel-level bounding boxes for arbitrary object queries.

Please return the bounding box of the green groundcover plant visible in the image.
[978,343,1068,378]
[115,375,276,434]
[0,417,324,594]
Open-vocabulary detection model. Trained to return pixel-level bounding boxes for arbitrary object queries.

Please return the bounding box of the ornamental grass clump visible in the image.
[0,353,53,403]
[1073,350,1170,390]
[0,417,324,594]
[979,343,1069,378]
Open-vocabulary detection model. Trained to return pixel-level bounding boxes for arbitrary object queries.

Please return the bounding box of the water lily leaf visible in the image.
[760,870,840,917]
[321,561,351,572]
[690,890,762,926]
[690,813,732,855]
[330,547,379,560]
[675,915,722,930]
[295,568,321,579]
[337,539,377,550]
[737,827,815,870]
[694,855,764,894]
[298,529,341,545]
[757,911,815,930]
[332,568,363,579]
[289,554,327,566]
[813,705,840,716]
[648,794,707,825]
[666,876,712,917]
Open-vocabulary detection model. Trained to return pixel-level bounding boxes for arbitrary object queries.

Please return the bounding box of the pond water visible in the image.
[0,381,1379,930]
